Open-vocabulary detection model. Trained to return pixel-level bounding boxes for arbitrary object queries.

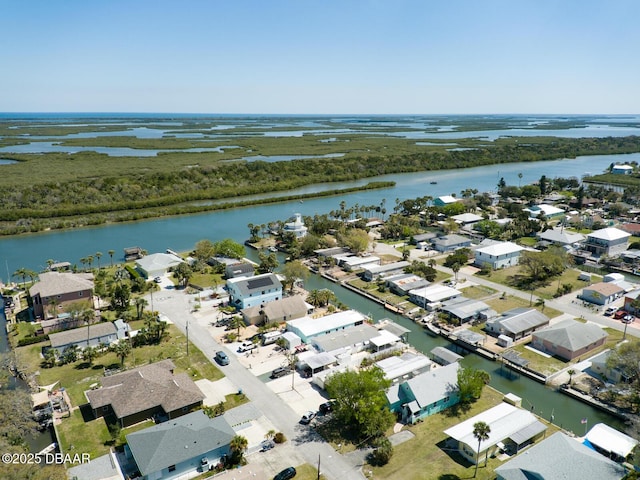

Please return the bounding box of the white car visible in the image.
[300,411,316,424]
[238,342,257,353]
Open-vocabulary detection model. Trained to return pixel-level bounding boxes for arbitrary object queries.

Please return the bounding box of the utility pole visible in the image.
[186,318,189,356]
[317,453,320,480]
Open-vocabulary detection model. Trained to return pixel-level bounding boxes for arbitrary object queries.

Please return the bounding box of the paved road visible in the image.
[149,287,366,480]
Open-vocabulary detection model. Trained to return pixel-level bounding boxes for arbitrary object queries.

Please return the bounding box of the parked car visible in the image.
[238,342,258,353]
[260,440,275,452]
[214,351,229,366]
[319,400,336,415]
[153,276,162,283]
[614,310,627,320]
[270,366,291,379]
[300,411,316,424]
[274,466,296,480]
[605,306,619,316]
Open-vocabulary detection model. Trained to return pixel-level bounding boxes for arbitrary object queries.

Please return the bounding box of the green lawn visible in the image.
[346,279,408,306]
[485,295,562,319]
[55,409,111,460]
[459,284,497,300]
[370,387,559,480]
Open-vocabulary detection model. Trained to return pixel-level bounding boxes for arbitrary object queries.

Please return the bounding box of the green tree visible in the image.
[473,421,491,477]
[339,228,370,255]
[229,315,246,338]
[257,251,279,274]
[12,267,28,288]
[173,262,193,288]
[229,435,248,465]
[194,239,216,262]
[135,297,148,320]
[325,367,395,439]
[83,345,99,366]
[280,260,309,293]
[95,251,103,270]
[108,249,115,267]
[110,283,131,312]
[457,367,490,405]
[111,340,131,366]
[214,238,246,259]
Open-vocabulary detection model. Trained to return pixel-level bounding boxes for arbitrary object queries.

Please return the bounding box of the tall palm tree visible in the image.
[230,315,246,338]
[95,252,103,270]
[108,250,115,267]
[473,421,491,477]
[13,267,28,288]
[135,297,148,320]
[229,435,248,465]
[111,340,131,367]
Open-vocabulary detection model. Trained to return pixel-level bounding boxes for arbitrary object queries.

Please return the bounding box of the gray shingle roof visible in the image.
[495,431,626,480]
[86,360,204,419]
[242,295,308,322]
[126,410,235,476]
[403,363,460,408]
[495,308,550,335]
[533,319,608,351]
[49,322,116,349]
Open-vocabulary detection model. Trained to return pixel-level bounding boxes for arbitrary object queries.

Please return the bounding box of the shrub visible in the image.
[17,335,48,347]
[273,432,286,444]
[368,437,393,466]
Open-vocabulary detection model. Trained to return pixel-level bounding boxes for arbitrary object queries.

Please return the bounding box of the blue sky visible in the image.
[1,0,638,114]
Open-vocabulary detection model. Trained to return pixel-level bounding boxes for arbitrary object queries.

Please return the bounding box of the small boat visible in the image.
[425,322,441,337]
[268,246,278,252]
[430,181,438,184]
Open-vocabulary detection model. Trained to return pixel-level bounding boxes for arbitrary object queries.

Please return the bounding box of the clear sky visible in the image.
[1,0,638,114]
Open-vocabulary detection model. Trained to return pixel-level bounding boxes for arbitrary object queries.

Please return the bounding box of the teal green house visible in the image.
[387,362,460,424]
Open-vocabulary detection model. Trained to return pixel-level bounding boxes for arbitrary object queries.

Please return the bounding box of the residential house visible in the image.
[283,213,308,238]
[339,255,381,272]
[241,295,310,325]
[451,213,484,228]
[125,410,235,480]
[409,284,461,309]
[362,261,410,282]
[85,360,205,427]
[385,273,430,296]
[524,203,565,219]
[135,252,184,279]
[485,308,550,341]
[590,350,627,383]
[29,271,94,320]
[444,401,547,465]
[434,195,459,207]
[474,241,524,269]
[440,296,492,324]
[430,234,472,253]
[311,323,381,354]
[624,289,640,314]
[387,363,460,424]
[48,322,117,356]
[585,423,639,462]
[495,431,626,480]
[536,227,585,247]
[226,273,282,309]
[225,262,255,279]
[286,310,366,343]
[581,282,624,306]
[620,222,640,237]
[376,352,432,382]
[583,227,631,257]
[531,319,608,361]
[612,164,634,175]
[430,346,463,366]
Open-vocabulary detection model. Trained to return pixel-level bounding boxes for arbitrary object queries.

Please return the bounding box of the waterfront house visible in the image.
[48,322,117,356]
[451,212,484,228]
[385,273,430,296]
[474,241,524,270]
[224,262,255,279]
[283,213,308,238]
[536,227,585,247]
[440,296,492,324]
[583,227,631,258]
[286,309,367,343]
[29,271,94,320]
[590,350,627,383]
[612,164,634,175]
[531,319,608,361]
[241,294,310,325]
[125,410,235,480]
[362,261,410,282]
[312,322,381,354]
[376,352,432,382]
[430,346,463,366]
[434,195,459,207]
[430,234,472,253]
[339,255,381,272]
[409,284,461,309]
[584,422,638,462]
[387,362,460,424]
[485,308,550,341]
[581,281,624,306]
[226,272,282,309]
[444,401,547,465]
[524,203,565,219]
[135,252,184,279]
[495,431,626,480]
[85,360,205,427]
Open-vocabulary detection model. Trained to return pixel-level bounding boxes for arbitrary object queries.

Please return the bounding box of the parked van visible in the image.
[262,331,283,346]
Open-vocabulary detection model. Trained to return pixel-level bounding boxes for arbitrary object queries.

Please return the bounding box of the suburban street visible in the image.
[149,287,367,480]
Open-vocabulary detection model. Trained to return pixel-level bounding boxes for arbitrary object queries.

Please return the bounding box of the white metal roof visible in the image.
[475,241,523,256]
[587,227,631,241]
[585,423,638,458]
[287,310,366,338]
[409,284,461,302]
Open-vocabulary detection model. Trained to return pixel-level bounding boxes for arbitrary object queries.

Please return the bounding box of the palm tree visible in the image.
[108,249,115,267]
[46,259,55,270]
[135,297,148,320]
[229,435,248,465]
[535,297,546,312]
[95,252,103,270]
[13,267,28,288]
[451,263,461,282]
[230,315,246,338]
[473,421,491,477]
[83,346,99,366]
[111,340,131,367]
[567,369,576,385]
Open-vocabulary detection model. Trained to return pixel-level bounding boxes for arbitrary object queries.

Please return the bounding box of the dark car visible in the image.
[274,466,296,480]
[319,400,336,415]
[270,366,290,379]
[614,310,627,320]
[214,351,229,366]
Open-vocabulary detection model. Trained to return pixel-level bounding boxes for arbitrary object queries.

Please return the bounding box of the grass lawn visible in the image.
[190,272,224,290]
[370,387,559,480]
[459,285,497,300]
[15,324,223,409]
[346,279,408,306]
[484,295,562,319]
[511,343,568,376]
[55,408,112,460]
[484,266,602,300]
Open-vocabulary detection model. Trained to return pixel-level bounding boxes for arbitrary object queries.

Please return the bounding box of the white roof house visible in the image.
[524,204,565,218]
[283,213,308,238]
[136,252,183,279]
[286,310,367,343]
[474,241,524,269]
[409,284,461,307]
[376,352,432,381]
[536,228,585,246]
[612,164,634,174]
[587,227,631,242]
[451,213,484,224]
[434,195,459,206]
[444,402,547,464]
[585,227,631,258]
[585,423,639,460]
